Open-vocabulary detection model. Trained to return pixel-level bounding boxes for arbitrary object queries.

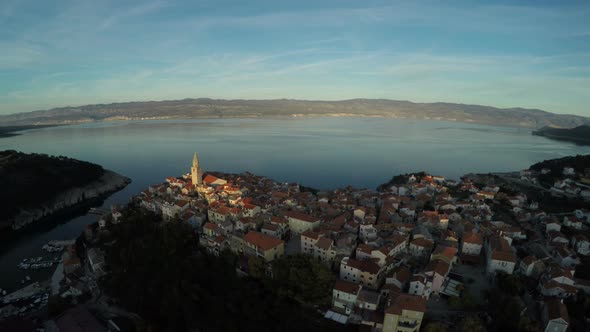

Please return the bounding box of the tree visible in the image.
[424,322,447,332]
[496,272,524,296]
[100,207,346,332]
[518,316,540,332]
[248,256,266,278]
[458,315,486,332]
[271,254,335,307]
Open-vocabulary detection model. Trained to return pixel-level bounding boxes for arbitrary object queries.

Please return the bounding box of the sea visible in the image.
[1,117,590,291]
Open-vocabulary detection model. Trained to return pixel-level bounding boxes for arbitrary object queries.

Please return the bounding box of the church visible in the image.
[191,152,203,187]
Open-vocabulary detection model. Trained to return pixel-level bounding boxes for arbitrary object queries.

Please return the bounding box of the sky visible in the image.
[0,0,589,116]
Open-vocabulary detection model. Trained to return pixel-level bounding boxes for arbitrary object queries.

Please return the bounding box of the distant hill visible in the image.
[532,125,590,145]
[0,98,587,129]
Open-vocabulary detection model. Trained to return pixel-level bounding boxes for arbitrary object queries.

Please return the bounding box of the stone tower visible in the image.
[191,152,203,186]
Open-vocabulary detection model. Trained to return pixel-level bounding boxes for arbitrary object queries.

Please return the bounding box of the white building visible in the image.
[332,280,361,315]
[283,211,320,234]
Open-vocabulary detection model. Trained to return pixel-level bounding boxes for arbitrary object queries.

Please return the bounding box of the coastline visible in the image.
[3,114,548,129]
[7,170,130,231]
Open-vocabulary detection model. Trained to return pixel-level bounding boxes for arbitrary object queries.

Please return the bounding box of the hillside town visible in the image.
[6,153,590,331]
[125,153,590,331]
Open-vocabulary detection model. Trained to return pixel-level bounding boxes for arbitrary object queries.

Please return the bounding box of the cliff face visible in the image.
[10,170,130,230]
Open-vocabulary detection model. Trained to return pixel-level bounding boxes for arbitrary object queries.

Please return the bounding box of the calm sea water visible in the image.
[1,117,589,291]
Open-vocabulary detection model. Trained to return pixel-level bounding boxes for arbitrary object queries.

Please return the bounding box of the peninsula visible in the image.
[532,125,590,145]
[0,150,130,230]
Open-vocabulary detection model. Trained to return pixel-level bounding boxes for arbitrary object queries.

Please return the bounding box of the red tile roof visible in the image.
[283,210,319,223]
[386,293,426,315]
[334,280,361,295]
[244,231,284,251]
[545,299,570,324]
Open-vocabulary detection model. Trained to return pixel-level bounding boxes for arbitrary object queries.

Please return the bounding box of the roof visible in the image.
[426,260,450,277]
[545,299,570,324]
[345,258,380,274]
[56,306,106,332]
[283,210,319,223]
[432,245,458,261]
[244,231,284,251]
[463,232,483,245]
[522,255,537,266]
[301,230,320,240]
[334,280,361,295]
[385,294,427,315]
[491,251,517,263]
[203,222,217,231]
[316,237,333,250]
[410,238,433,248]
[357,243,373,254]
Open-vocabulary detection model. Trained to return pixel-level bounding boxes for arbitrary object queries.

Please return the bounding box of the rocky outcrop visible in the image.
[10,170,130,230]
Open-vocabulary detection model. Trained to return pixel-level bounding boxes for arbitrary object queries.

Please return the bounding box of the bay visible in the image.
[1,117,589,291]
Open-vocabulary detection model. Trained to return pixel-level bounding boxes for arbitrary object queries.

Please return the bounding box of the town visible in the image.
[5,153,590,332]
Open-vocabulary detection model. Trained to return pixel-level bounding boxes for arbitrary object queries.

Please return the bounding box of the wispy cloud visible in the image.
[99,1,168,30]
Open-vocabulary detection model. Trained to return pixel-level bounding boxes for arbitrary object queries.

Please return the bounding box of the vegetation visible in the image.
[495,272,525,296]
[377,171,428,191]
[271,254,335,307]
[423,322,447,332]
[101,208,347,332]
[484,274,538,332]
[530,154,590,179]
[532,126,590,145]
[0,150,104,225]
[448,287,476,310]
[457,315,486,332]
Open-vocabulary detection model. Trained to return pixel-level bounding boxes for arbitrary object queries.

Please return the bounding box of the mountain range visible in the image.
[0,98,588,129]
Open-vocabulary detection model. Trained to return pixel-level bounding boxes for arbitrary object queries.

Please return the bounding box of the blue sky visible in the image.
[1,0,589,115]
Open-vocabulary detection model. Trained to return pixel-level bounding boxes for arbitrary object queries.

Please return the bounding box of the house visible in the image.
[359,223,378,242]
[355,288,381,311]
[385,266,411,289]
[242,203,261,217]
[203,174,227,186]
[542,299,569,332]
[243,231,284,262]
[563,216,584,230]
[409,238,433,257]
[261,223,282,239]
[486,235,517,274]
[339,257,383,289]
[425,260,450,293]
[283,211,321,234]
[540,268,577,298]
[408,274,432,299]
[572,234,590,255]
[519,255,544,277]
[383,293,426,332]
[332,280,361,315]
[548,231,569,246]
[462,231,483,259]
[208,205,230,224]
[546,220,562,233]
[430,245,458,267]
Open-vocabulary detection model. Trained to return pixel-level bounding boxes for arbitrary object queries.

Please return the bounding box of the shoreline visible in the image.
[5,170,130,231]
[3,114,542,130]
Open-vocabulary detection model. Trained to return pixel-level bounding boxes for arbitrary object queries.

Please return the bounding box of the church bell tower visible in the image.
[191,152,203,186]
